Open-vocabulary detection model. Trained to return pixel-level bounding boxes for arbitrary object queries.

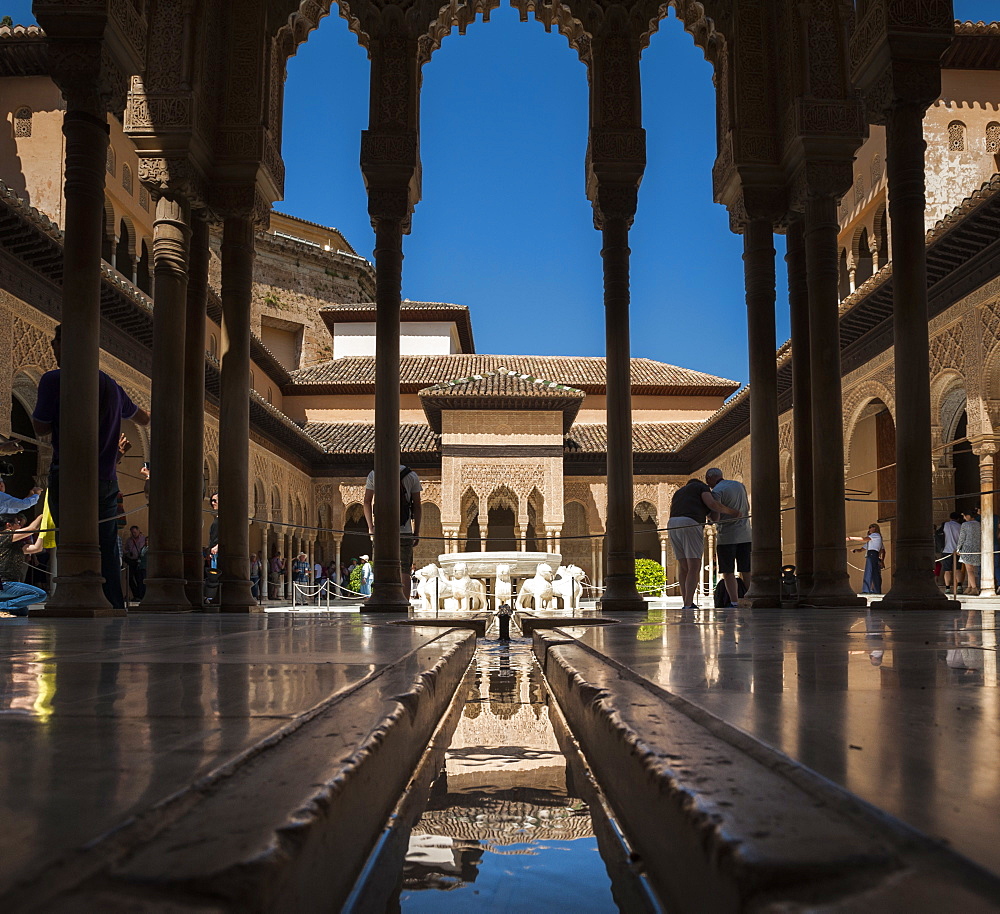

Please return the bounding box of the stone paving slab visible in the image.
[0,613,475,908]
[574,606,1000,876]
[534,620,1000,911]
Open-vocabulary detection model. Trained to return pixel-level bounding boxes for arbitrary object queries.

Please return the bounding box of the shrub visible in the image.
[635,558,665,596]
[350,564,363,594]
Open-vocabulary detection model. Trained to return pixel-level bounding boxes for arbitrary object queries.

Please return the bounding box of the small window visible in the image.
[122,163,133,195]
[871,153,882,185]
[106,146,116,176]
[949,121,966,152]
[267,387,273,404]
[209,333,218,359]
[987,123,1000,155]
[854,174,864,205]
[14,105,31,138]
[139,186,149,211]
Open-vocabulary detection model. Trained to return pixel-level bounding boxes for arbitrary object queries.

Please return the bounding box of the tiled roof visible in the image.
[319,302,475,353]
[418,369,585,432]
[566,422,704,454]
[289,354,739,396]
[945,21,1000,70]
[303,422,438,456]
[0,24,48,77]
[303,419,703,457]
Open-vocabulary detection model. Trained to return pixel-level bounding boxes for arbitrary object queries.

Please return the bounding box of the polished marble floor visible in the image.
[0,612,454,896]
[587,603,1000,876]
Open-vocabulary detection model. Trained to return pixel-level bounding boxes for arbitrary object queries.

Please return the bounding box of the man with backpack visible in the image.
[364,464,422,593]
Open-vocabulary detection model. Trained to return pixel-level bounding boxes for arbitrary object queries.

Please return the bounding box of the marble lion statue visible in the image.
[450,561,488,612]
[552,564,585,610]
[516,562,555,611]
[415,564,450,611]
[494,563,513,610]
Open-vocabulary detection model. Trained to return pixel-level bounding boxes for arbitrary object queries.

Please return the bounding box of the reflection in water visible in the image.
[398,640,619,912]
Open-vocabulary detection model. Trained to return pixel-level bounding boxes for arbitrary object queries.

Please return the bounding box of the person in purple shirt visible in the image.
[31,324,150,609]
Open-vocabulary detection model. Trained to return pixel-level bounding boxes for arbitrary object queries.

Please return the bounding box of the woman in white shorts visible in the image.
[668,479,741,609]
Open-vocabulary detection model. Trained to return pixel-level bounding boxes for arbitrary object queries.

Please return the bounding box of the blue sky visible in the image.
[5,1,998,384]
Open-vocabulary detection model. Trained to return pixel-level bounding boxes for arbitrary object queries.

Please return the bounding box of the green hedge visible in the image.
[350,564,363,594]
[635,558,665,595]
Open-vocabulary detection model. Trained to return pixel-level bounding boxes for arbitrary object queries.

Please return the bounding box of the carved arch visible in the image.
[843,379,896,461]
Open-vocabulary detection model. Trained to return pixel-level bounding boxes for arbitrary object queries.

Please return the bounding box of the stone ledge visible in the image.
[532,630,1000,912]
[14,629,477,913]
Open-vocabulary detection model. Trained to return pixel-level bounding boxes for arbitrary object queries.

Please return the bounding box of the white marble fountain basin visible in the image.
[437,551,562,578]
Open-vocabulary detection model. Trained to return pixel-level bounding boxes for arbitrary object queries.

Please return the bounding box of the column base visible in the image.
[184,581,204,609]
[134,578,193,613]
[598,597,648,613]
[219,578,261,613]
[364,582,410,613]
[36,571,119,616]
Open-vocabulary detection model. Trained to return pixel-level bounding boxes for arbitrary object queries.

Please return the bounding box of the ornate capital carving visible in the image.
[210,183,271,227]
[138,156,208,211]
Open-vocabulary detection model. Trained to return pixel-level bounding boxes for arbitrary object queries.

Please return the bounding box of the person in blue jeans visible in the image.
[0,512,47,615]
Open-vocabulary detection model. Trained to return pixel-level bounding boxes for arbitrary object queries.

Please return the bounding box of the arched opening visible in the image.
[633,501,659,561]
[136,239,151,294]
[486,487,518,552]
[101,201,115,265]
[846,398,895,592]
[953,412,979,517]
[839,248,851,299]
[462,489,481,552]
[855,227,873,286]
[416,501,441,569]
[875,206,889,267]
[341,503,371,570]
[116,218,134,279]
[562,501,590,577]
[6,392,39,507]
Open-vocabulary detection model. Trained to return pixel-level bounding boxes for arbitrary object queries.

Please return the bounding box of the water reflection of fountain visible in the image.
[397,642,617,911]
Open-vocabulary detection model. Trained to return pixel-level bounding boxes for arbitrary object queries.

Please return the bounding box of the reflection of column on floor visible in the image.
[182,217,209,610]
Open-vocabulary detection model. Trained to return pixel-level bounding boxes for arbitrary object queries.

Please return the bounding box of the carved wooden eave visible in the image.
[34,0,149,116]
[850,0,955,121]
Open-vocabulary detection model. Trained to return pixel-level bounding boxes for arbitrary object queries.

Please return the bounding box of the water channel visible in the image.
[347,628,659,913]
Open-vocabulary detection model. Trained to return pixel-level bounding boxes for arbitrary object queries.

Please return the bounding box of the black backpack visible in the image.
[933,525,946,556]
[400,466,414,526]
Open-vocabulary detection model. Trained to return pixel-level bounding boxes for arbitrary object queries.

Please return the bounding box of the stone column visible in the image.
[787,219,814,600]
[35,108,120,617]
[334,536,341,595]
[217,215,259,612]
[978,444,996,594]
[137,196,192,612]
[803,194,864,606]
[875,101,953,609]
[598,199,646,613]
[365,214,408,610]
[743,219,783,606]
[182,216,209,609]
